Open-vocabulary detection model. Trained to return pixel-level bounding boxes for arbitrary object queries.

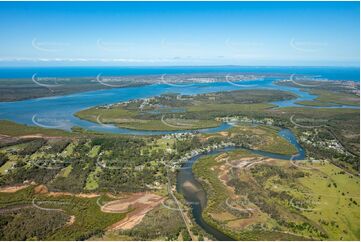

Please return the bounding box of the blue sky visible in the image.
[0,1,359,66]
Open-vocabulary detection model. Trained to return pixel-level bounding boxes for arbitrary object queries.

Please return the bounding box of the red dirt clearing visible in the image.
[104,192,165,231]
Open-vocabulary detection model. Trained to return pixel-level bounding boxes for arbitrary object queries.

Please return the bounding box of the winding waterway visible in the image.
[0,67,358,239]
[0,77,358,135]
[176,129,305,240]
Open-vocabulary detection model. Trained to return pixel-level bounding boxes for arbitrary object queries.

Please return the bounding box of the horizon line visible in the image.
[0,65,360,68]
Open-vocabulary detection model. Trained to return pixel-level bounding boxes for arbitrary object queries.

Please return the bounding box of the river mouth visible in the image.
[0,67,355,238]
[176,129,304,241]
[0,76,358,136]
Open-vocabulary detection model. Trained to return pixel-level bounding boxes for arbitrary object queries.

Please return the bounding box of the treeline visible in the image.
[0,208,68,240]
[18,139,46,156]
[120,205,185,240]
[0,153,8,167]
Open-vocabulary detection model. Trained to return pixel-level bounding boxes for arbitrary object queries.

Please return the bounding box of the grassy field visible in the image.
[0,85,359,240]
[85,167,102,191]
[295,162,359,240]
[192,149,360,240]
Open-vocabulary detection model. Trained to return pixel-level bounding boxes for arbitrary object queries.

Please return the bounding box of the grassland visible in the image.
[192,149,359,240]
[0,81,359,241]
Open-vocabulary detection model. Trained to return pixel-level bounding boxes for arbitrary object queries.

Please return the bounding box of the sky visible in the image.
[0,1,359,66]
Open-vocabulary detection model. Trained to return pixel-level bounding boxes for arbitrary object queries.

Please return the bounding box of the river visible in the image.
[0,66,357,238]
[0,77,358,135]
[176,129,305,240]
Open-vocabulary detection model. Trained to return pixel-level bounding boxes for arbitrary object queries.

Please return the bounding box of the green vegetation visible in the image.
[0,186,125,240]
[0,207,69,240]
[0,81,359,241]
[75,89,296,131]
[118,203,186,240]
[229,125,297,155]
[296,164,360,240]
[296,89,359,107]
[85,167,101,190]
[57,165,73,178]
[0,76,151,102]
[193,150,359,240]
[0,120,71,137]
[0,134,169,193]
[0,153,8,168]
[276,79,359,97]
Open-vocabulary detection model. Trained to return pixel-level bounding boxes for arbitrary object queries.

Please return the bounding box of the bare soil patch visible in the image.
[66,215,76,226]
[104,192,164,231]
[34,184,48,194]
[47,191,99,198]
[0,184,29,193]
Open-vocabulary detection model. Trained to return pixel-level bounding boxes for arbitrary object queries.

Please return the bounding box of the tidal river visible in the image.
[176,129,305,240]
[0,77,358,135]
[0,66,356,239]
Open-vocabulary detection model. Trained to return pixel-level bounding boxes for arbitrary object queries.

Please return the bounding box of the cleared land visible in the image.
[0,185,125,240]
[193,150,359,240]
[102,192,164,230]
[0,80,359,240]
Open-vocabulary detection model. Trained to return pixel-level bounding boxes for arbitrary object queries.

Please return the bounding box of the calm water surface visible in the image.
[0,67,357,239]
[176,129,304,240]
[0,76,358,135]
